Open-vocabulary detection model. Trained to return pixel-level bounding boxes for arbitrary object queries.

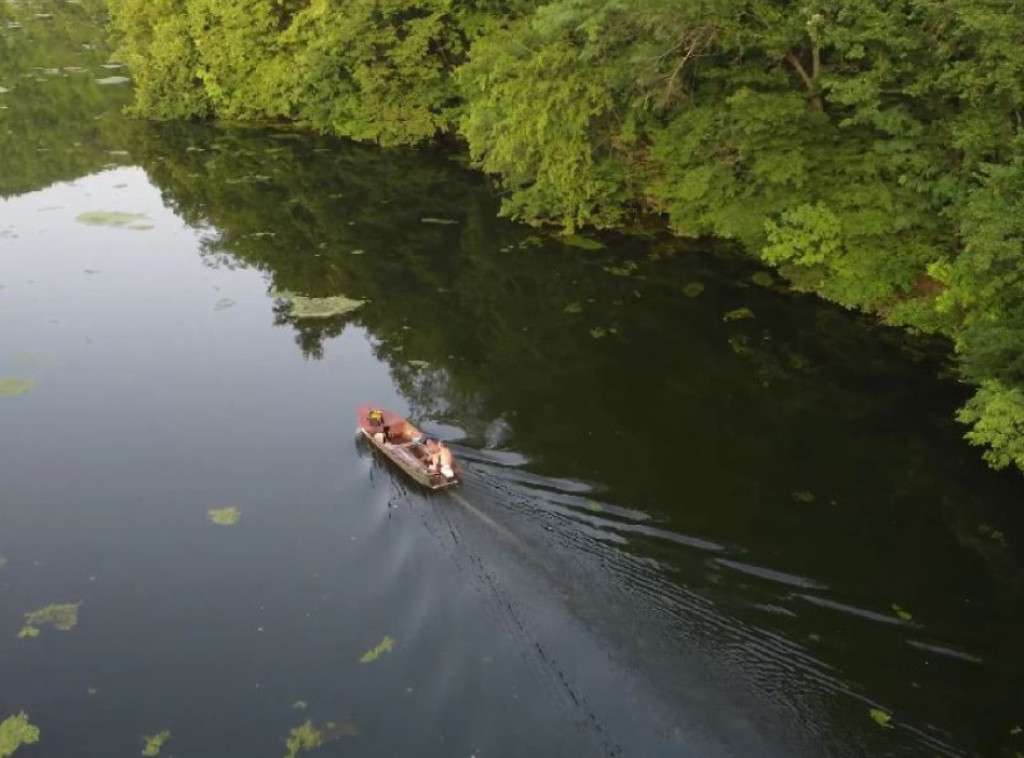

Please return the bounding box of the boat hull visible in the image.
[356,406,460,490]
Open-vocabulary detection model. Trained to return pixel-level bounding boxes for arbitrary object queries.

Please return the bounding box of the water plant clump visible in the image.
[283,720,356,758]
[19,603,80,638]
[359,635,395,663]
[288,295,365,319]
[0,377,34,397]
[75,211,145,227]
[207,506,241,525]
[141,730,171,756]
[0,712,40,757]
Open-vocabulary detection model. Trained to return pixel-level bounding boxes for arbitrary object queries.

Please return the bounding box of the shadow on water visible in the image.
[3,1,1024,755]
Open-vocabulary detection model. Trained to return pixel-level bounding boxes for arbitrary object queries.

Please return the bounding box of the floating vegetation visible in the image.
[563,302,583,314]
[681,282,705,298]
[213,298,236,312]
[407,360,430,369]
[95,76,130,85]
[978,524,1008,547]
[283,720,356,758]
[86,687,98,696]
[127,222,154,231]
[751,271,775,287]
[420,217,458,225]
[141,730,171,756]
[589,326,617,339]
[0,377,34,397]
[292,701,307,710]
[723,307,755,322]
[283,722,322,758]
[349,249,364,255]
[603,260,638,276]
[792,491,815,504]
[288,295,365,319]
[0,87,9,95]
[559,233,605,251]
[19,603,80,638]
[207,506,241,526]
[891,604,913,622]
[359,635,395,663]
[0,712,40,757]
[868,708,893,729]
[75,211,145,227]
[0,556,6,568]
[585,499,603,513]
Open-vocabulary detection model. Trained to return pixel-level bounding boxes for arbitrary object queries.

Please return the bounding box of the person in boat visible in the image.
[425,439,455,479]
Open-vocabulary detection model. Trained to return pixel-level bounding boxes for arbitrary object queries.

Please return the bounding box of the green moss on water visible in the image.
[0,712,40,758]
[19,603,79,638]
[141,730,170,756]
[283,721,323,758]
[283,720,356,758]
[869,708,893,729]
[289,295,365,319]
[75,211,145,227]
[723,308,755,322]
[359,636,395,663]
[559,234,604,251]
[0,377,34,397]
[891,604,913,622]
[207,506,241,526]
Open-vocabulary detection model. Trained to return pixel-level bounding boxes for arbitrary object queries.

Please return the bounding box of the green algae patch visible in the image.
[19,603,79,638]
[288,295,365,319]
[868,708,893,729]
[0,712,40,757]
[141,730,171,756]
[0,377,34,397]
[207,506,241,526]
[76,211,145,228]
[283,720,356,758]
[681,282,705,298]
[891,604,913,622]
[558,233,605,251]
[723,307,755,322]
[359,635,395,663]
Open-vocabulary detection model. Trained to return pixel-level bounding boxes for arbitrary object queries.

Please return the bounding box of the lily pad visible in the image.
[292,701,307,710]
[559,234,605,251]
[891,604,913,622]
[868,708,893,729]
[563,302,582,314]
[207,507,241,526]
[590,327,608,339]
[213,298,236,312]
[407,360,430,369]
[751,271,775,287]
[76,211,145,228]
[141,730,171,756]
[0,712,40,757]
[0,377,34,397]
[420,217,458,225]
[19,602,80,638]
[289,295,365,319]
[0,87,9,95]
[359,635,395,663]
[603,261,638,276]
[681,282,705,298]
[792,491,815,504]
[723,307,755,322]
[95,76,130,85]
[127,222,154,231]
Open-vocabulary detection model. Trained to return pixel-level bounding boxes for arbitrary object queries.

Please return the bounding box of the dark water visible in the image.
[3,4,1024,757]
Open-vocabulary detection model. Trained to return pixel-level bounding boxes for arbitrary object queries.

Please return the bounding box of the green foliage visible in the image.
[957,381,1024,471]
[0,713,40,758]
[141,730,171,756]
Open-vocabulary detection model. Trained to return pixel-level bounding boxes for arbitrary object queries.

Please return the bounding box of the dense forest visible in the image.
[106,0,1024,472]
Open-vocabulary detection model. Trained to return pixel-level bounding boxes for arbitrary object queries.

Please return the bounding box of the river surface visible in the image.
[2,4,1024,758]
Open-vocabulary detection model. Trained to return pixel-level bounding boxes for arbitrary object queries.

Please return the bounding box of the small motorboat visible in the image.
[356,405,461,489]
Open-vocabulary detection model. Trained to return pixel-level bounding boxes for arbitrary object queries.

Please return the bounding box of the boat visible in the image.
[356,405,461,489]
